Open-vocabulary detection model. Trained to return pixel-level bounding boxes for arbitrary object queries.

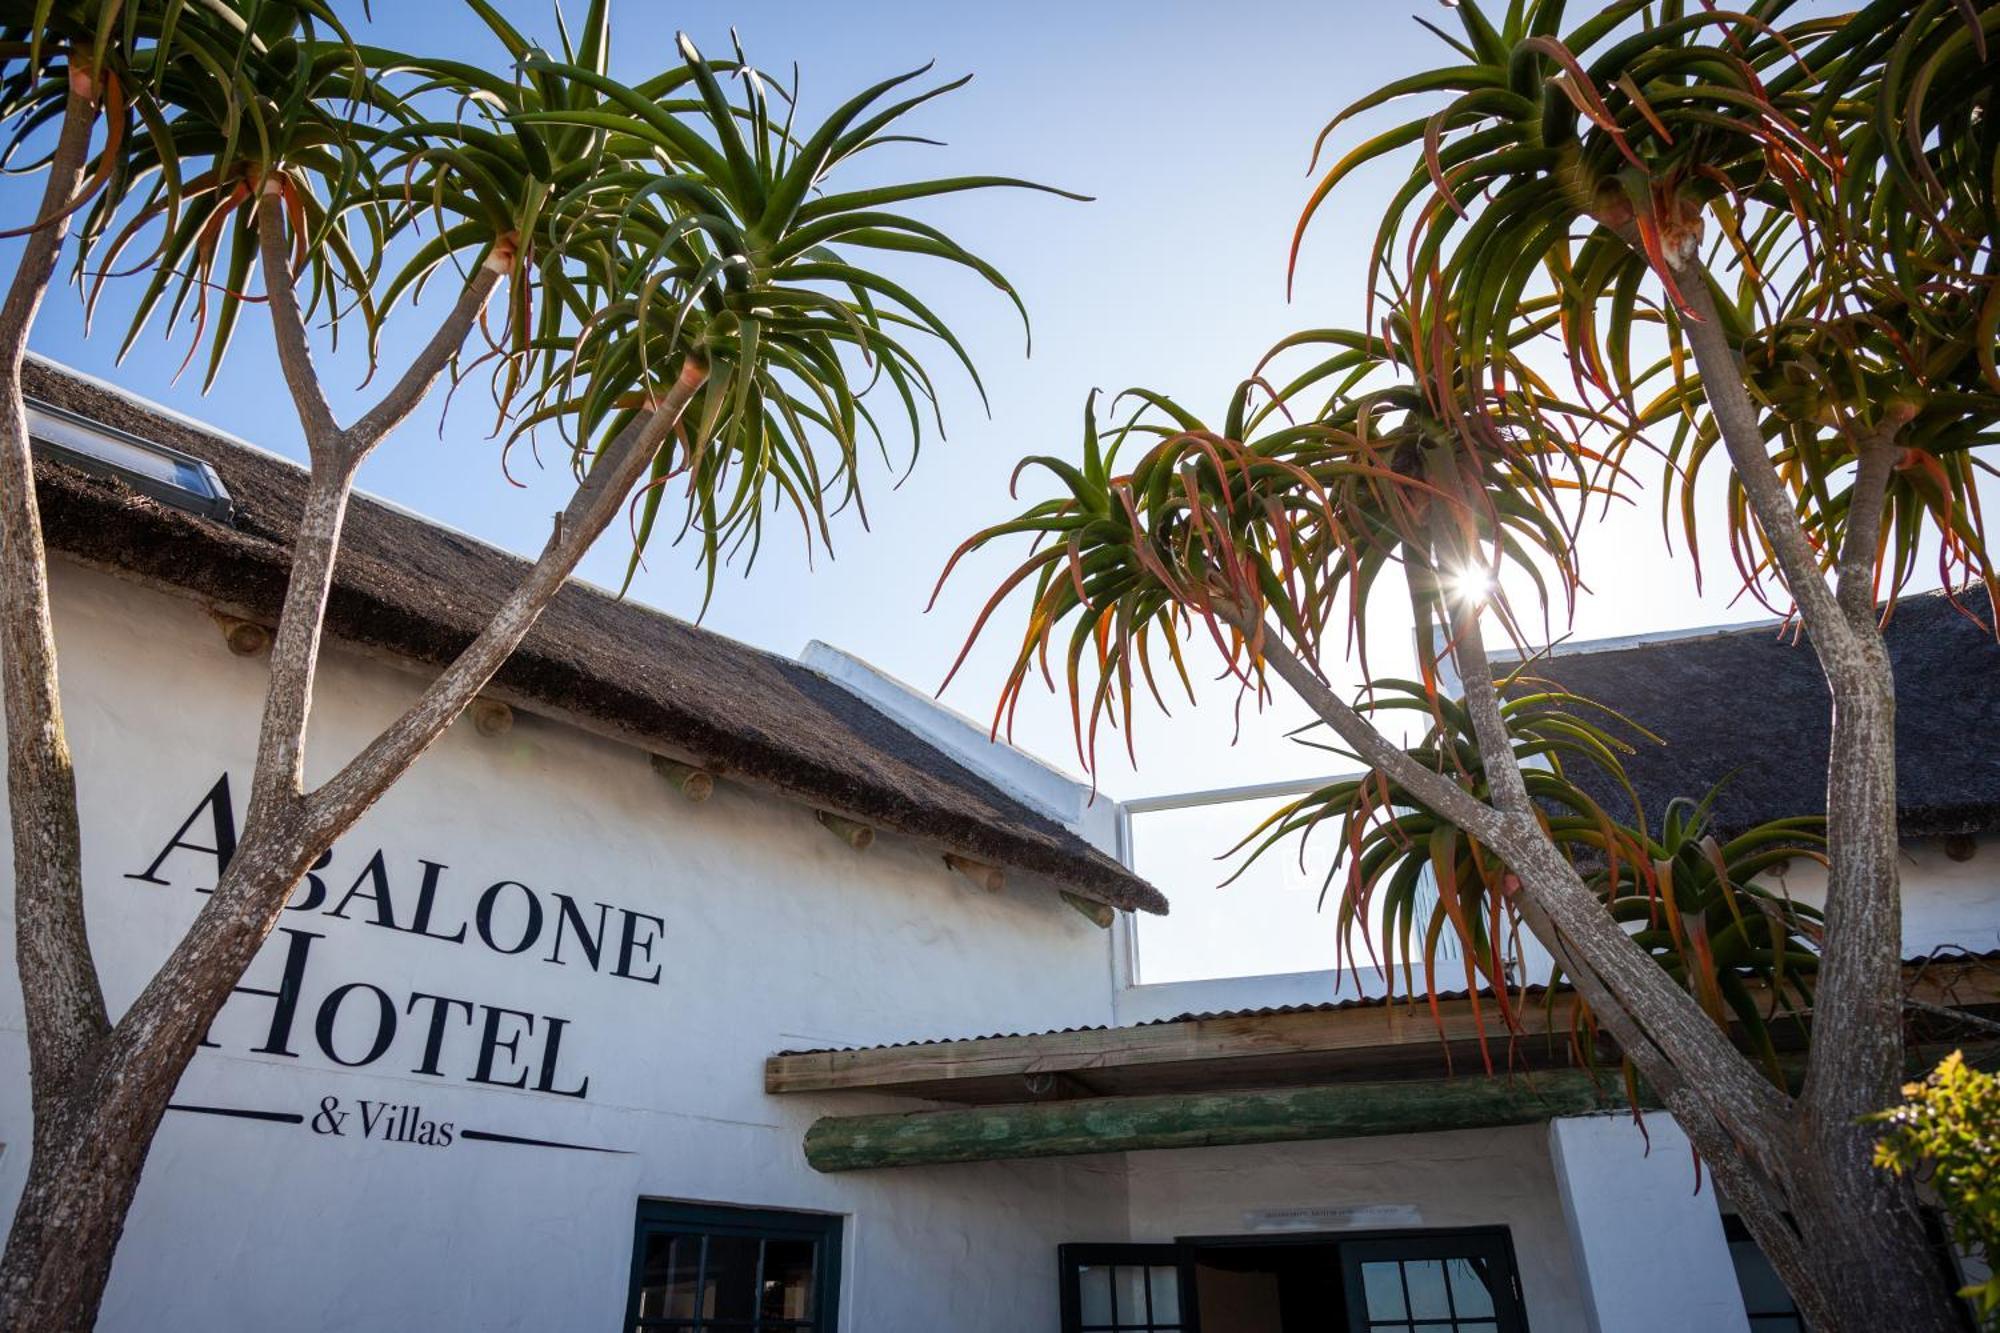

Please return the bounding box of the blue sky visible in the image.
[7,2,1912,976]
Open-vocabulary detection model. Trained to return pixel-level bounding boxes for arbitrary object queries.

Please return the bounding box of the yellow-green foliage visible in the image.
[1873,1052,2000,1329]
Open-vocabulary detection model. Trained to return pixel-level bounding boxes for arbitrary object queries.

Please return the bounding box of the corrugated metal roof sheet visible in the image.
[777,947,2000,1057]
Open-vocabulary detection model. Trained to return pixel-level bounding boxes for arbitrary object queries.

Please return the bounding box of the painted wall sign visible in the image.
[1240,1204,1425,1232]
[128,773,662,1151]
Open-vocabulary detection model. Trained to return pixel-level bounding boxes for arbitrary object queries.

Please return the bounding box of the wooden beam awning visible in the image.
[768,955,2000,1108]
[803,1068,1632,1172]
[800,1039,2000,1173]
[770,957,2000,1171]
[769,990,1593,1106]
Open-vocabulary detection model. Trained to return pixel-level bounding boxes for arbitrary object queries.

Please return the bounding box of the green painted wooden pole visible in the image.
[803,1070,1638,1172]
[801,1042,2000,1173]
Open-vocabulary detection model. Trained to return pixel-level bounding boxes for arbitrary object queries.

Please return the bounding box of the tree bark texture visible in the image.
[1671,267,1952,1332]
[0,84,117,1333]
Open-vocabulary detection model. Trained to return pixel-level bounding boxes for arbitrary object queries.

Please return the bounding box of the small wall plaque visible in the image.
[1240,1204,1423,1233]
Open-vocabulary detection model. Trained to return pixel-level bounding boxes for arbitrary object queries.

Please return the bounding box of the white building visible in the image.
[2,358,1995,1332]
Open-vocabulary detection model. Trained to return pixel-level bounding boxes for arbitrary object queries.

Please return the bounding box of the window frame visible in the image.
[1059,1242,1202,1332]
[1061,1227,1530,1333]
[1333,1228,1530,1333]
[625,1199,843,1333]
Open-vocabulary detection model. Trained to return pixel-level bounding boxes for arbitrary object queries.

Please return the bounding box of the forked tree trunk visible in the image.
[0,151,710,1324]
[1238,567,1963,1331]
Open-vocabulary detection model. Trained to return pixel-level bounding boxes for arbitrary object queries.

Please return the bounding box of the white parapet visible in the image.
[1547,1111,1750,1333]
[800,640,1122,855]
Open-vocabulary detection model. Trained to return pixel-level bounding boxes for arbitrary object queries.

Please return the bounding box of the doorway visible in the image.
[1059,1228,1529,1333]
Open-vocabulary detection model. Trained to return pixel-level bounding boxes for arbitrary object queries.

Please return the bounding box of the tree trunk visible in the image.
[0,357,706,1332]
[1663,265,1962,1331]
[0,1106,145,1333]
[1787,1129,1964,1332]
[1243,599,1966,1330]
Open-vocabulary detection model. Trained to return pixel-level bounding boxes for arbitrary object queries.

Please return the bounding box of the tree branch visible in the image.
[1904,997,2000,1039]
[346,247,505,449]
[307,355,710,836]
[254,186,339,450]
[241,450,355,827]
[241,198,362,829]
[0,82,111,1121]
[1835,428,1900,626]
[82,361,708,1244]
[1451,608,1532,816]
[1243,611,1792,1136]
[243,199,504,828]
[1668,251,1906,1156]
[1426,475,1534,821]
[1671,264,1861,671]
[1231,606,1509,841]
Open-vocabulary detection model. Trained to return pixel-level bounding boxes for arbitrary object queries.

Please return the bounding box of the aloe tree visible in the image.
[947,2,1996,1326]
[0,3,1066,1327]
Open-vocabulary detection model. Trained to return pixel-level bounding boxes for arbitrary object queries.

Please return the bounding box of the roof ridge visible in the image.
[1499,584,1985,665]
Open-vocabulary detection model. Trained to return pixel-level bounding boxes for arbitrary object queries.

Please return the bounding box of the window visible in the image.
[1060,1230,1527,1333]
[1723,1211,1974,1333]
[1061,1244,1195,1332]
[26,400,233,521]
[627,1201,840,1332]
[1340,1234,1525,1333]
[1722,1216,1803,1333]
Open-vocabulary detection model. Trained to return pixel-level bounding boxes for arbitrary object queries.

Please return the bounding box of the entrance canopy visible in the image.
[766,957,2000,1172]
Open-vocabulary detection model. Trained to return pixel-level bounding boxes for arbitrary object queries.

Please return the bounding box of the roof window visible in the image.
[27,399,233,522]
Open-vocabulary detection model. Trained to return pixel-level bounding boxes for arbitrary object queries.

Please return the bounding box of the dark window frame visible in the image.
[1059,1243,1201,1332]
[1334,1229,1529,1332]
[626,1199,842,1333]
[1722,1214,1806,1333]
[1723,1208,1975,1333]
[1060,1226,1530,1333]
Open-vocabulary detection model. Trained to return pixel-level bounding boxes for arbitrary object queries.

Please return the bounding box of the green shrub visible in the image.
[1873,1051,2000,1329]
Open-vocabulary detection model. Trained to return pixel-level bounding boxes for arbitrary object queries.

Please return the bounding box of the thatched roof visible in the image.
[1521,589,2000,839]
[23,358,1165,915]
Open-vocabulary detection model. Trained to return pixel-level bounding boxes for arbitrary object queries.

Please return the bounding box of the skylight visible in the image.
[27,400,233,522]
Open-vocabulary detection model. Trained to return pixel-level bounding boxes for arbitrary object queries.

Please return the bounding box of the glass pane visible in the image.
[760,1238,816,1320]
[1414,1325,1456,1333]
[1147,1265,1181,1322]
[1361,1261,1408,1318]
[702,1234,759,1321]
[1405,1259,1451,1319]
[637,1232,701,1319]
[1078,1265,1113,1325]
[1460,1324,1500,1333]
[1731,1240,1797,1315]
[1112,1266,1149,1323]
[1446,1256,1497,1317]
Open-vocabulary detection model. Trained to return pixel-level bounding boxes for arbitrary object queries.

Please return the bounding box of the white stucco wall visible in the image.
[0,562,1129,1333]
[9,558,1990,1333]
[1120,1125,1592,1332]
[1547,1112,1748,1333]
[1771,836,2000,959]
